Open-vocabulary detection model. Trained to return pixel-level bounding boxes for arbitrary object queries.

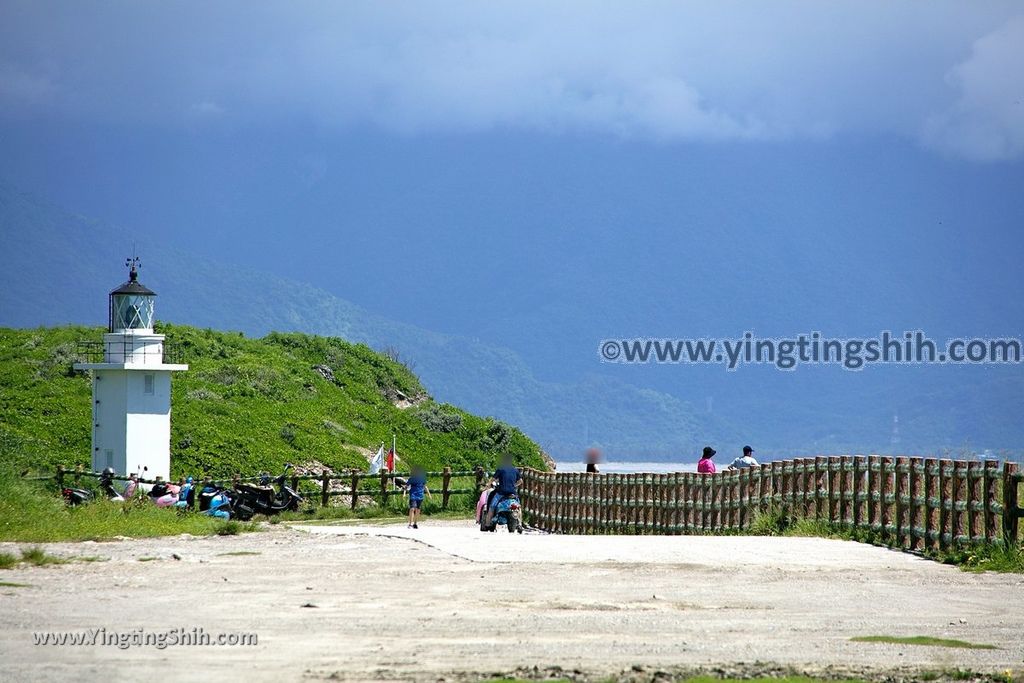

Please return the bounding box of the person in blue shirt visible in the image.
[485,454,522,526]
[404,465,431,529]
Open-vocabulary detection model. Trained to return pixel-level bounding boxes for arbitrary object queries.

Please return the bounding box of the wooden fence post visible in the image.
[907,457,920,550]
[474,466,485,498]
[939,458,953,550]
[1003,462,1019,548]
[879,457,893,540]
[56,464,64,490]
[895,457,908,548]
[350,471,359,510]
[827,458,839,524]
[839,456,851,527]
[441,466,452,509]
[380,469,389,508]
[813,456,825,520]
[320,469,330,508]
[924,457,937,551]
[966,461,979,544]
[853,456,865,529]
[983,460,997,542]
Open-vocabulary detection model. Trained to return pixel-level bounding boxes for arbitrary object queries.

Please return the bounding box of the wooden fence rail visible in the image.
[49,465,489,511]
[520,456,1023,552]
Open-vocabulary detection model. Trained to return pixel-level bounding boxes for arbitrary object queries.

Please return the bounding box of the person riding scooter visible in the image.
[484,454,522,528]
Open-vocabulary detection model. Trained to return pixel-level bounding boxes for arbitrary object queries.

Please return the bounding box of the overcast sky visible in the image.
[1,1,1022,162]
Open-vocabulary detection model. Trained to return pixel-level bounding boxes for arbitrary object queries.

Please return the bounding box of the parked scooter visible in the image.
[61,485,92,506]
[62,467,126,505]
[198,483,236,519]
[173,477,195,509]
[232,464,302,520]
[147,478,180,508]
[98,467,125,502]
[479,492,523,533]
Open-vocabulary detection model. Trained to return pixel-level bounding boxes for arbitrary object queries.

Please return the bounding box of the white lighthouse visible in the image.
[73,257,187,480]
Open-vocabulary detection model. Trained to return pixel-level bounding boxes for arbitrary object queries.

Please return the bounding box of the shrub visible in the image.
[415,404,463,433]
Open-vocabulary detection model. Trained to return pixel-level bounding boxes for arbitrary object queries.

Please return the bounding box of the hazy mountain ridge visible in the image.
[0,184,729,459]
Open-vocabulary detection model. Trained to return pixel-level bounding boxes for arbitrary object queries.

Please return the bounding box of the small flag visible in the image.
[385,447,396,473]
[368,444,385,474]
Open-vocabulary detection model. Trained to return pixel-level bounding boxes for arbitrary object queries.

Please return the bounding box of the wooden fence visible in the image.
[520,456,1023,551]
[51,465,489,510]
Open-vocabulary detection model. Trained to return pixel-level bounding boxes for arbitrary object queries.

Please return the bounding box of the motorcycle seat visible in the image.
[238,483,274,494]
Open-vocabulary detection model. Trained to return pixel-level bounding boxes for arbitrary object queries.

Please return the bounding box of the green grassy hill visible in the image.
[0,324,546,477]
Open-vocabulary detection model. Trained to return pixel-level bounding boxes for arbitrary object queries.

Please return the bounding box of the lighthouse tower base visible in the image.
[75,334,187,481]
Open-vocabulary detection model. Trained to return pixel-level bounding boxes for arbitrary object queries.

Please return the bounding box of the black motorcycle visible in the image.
[232,464,302,520]
[62,467,125,505]
[61,485,92,506]
[98,468,125,501]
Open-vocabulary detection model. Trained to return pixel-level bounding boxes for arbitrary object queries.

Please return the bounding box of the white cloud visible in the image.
[923,16,1024,161]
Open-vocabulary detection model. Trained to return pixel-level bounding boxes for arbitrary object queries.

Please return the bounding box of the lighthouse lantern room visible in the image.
[73,257,187,480]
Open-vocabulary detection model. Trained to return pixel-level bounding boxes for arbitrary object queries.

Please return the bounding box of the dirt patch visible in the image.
[0,523,1021,682]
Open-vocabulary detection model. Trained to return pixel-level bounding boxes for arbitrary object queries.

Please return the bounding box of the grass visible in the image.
[137,556,159,562]
[217,550,261,556]
[0,581,31,588]
[0,324,546,480]
[850,635,997,650]
[0,552,17,569]
[747,505,1024,573]
[0,458,260,542]
[20,546,67,566]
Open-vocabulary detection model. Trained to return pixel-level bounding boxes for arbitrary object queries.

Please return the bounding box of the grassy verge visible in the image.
[748,507,1024,573]
[0,545,109,569]
[850,635,996,650]
[0,463,257,543]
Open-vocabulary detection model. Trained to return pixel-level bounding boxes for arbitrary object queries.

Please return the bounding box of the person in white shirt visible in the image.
[728,445,759,470]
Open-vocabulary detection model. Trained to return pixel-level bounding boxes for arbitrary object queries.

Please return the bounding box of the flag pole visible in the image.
[391,433,397,489]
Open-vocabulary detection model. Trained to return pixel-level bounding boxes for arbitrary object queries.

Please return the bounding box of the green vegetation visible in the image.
[746,506,1024,573]
[0,459,258,542]
[850,635,997,650]
[0,581,32,588]
[0,324,542,541]
[0,324,545,478]
[0,552,18,569]
[217,550,261,556]
[19,546,67,566]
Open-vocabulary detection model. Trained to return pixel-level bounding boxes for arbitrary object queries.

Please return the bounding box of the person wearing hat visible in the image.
[728,445,759,470]
[697,446,717,473]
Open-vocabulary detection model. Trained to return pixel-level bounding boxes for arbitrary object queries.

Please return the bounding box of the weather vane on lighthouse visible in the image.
[73,256,187,480]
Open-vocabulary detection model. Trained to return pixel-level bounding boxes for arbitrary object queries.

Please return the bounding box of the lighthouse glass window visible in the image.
[112,294,154,330]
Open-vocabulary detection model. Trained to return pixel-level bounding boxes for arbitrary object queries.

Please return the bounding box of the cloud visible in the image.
[0,2,1022,159]
[0,62,55,110]
[187,101,225,118]
[923,16,1024,161]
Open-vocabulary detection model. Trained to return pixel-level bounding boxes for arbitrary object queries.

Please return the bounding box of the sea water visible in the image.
[553,461,701,474]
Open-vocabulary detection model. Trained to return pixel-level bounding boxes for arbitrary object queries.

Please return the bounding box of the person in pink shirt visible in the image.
[697,446,717,473]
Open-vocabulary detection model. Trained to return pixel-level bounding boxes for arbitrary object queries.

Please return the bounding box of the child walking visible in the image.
[405,465,432,529]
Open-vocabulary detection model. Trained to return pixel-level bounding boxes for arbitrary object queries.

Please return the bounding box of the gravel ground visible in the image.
[0,520,1021,682]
